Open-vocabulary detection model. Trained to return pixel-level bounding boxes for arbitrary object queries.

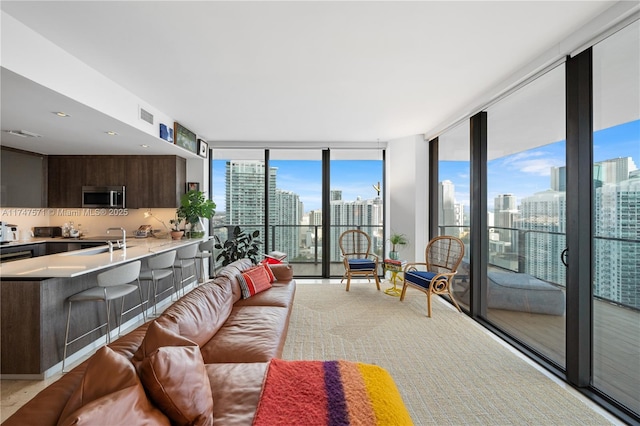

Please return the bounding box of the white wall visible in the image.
[386,134,428,263]
[0,11,173,140]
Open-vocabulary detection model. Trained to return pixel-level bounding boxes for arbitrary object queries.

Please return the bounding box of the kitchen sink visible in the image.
[61,245,135,256]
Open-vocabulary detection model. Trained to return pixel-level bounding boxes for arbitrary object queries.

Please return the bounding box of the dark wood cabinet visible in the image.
[48,155,186,209]
[83,157,125,187]
[126,156,186,208]
[47,156,84,207]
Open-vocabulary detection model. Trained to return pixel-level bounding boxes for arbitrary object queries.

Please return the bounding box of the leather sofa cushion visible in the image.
[56,346,169,426]
[107,322,151,359]
[200,306,289,363]
[158,280,233,347]
[206,362,268,426]
[134,320,214,426]
[269,264,294,282]
[234,282,296,308]
[216,259,256,303]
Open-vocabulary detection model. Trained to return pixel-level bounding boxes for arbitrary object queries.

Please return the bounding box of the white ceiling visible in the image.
[0,1,620,156]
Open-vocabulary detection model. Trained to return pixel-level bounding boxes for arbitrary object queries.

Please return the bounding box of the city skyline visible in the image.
[212,119,638,214]
[440,119,639,210]
[213,159,382,213]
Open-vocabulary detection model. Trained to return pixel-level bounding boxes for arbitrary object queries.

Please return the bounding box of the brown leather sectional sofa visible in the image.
[3,259,296,426]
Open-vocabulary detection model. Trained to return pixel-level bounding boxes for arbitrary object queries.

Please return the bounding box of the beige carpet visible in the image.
[281,282,612,425]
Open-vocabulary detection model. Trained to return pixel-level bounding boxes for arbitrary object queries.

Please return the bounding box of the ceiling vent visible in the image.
[139,107,154,125]
[4,130,42,138]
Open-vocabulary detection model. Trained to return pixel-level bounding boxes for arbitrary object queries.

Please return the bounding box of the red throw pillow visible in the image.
[237,265,272,298]
[262,263,276,283]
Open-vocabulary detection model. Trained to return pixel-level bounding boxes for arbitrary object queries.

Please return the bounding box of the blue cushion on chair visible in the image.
[348,259,376,271]
[405,271,446,289]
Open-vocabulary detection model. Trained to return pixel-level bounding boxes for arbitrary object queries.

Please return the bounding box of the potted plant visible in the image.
[215,226,262,266]
[169,215,185,240]
[389,233,408,260]
[176,190,216,238]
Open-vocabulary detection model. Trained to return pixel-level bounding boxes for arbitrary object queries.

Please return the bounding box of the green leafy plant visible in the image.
[215,226,262,266]
[389,233,408,252]
[169,214,184,231]
[176,190,216,237]
[177,190,216,224]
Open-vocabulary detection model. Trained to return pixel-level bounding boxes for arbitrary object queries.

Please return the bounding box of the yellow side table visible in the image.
[383,259,406,297]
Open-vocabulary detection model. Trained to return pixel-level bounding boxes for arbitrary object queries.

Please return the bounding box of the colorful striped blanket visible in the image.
[253,359,413,425]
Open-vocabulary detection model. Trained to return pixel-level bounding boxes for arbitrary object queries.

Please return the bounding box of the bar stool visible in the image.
[62,261,143,372]
[195,238,215,283]
[173,244,198,296]
[139,250,176,317]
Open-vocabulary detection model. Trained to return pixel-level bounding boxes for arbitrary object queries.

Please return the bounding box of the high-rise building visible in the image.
[330,196,383,261]
[519,189,567,285]
[438,180,465,237]
[551,166,567,191]
[225,161,276,226]
[494,194,519,243]
[439,180,456,233]
[273,189,301,259]
[594,174,640,309]
[594,157,638,186]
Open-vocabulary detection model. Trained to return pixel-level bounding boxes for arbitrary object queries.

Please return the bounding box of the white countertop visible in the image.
[0,237,203,279]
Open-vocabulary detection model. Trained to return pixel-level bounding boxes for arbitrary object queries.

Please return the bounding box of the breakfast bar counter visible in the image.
[0,237,204,377]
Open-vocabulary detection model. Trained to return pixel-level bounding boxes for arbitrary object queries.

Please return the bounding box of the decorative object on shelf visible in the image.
[174,122,198,153]
[388,233,408,260]
[198,139,208,158]
[159,123,173,142]
[169,215,185,240]
[144,209,170,238]
[176,190,216,238]
[215,226,262,266]
[186,182,200,193]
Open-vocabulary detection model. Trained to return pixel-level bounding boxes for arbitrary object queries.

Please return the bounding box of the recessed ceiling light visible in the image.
[54,112,71,117]
[140,144,149,148]
[106,131,118,136]
[4,130,42,138]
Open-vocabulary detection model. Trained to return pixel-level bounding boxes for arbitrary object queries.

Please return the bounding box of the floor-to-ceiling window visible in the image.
[592,20,640,414]
[267,149,323,276]
[211,149,266,261]
[211,147,384,277]
[485,64,567,367]
[329,150,384,276]
[437,122,471,310]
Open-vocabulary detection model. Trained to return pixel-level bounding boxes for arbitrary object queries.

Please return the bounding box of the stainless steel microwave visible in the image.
[82,186,126,208]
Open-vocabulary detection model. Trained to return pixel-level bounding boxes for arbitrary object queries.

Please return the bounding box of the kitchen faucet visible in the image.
[106,227,126,251]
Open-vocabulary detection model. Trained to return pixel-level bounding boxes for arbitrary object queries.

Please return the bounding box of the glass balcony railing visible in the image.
[212,223,384,276]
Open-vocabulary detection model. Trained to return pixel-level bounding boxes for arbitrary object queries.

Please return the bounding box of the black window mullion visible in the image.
[565,49,593,388]
[428,138,439,241]
[469,112,488,319]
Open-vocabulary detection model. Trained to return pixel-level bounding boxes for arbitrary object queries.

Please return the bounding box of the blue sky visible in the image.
[441,119,639,210]
[212,120,638,214]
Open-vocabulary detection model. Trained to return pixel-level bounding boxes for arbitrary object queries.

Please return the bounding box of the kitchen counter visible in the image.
[0,237,195,279]
[1,237,205,377]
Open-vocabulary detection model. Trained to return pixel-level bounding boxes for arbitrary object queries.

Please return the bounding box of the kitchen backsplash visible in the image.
[0,207,177,239]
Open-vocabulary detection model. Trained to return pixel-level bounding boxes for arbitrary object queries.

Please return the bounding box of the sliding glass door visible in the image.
[591,20,640,414]
[267,150,323,276]
[437,122,471,310]
[329,150,384,276]
[485,64,567,368]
